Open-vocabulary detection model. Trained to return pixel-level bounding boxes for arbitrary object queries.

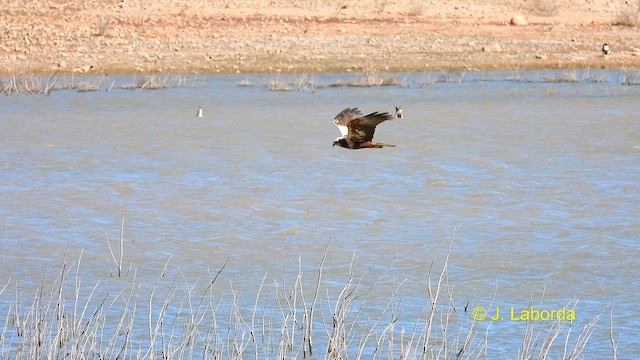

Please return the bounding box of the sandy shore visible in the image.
[1,0,640,76]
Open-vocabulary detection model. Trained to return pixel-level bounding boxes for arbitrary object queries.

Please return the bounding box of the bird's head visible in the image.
[333,137,347,147]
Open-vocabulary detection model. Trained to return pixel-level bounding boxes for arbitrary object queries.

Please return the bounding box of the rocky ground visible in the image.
[1,0,640,76]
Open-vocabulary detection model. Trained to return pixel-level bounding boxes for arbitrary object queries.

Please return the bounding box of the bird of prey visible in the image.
[332,107,395,149]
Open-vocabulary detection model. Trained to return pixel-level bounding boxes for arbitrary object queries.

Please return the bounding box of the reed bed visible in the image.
[0,236,611,360]
[0,73,203,95]
[267,73,317,92]
[346,67,401,87]
[2,69,637,96]
[258,69,632,91]
[118,75,205,90]
[621,68,640,85]
[0,73,60,95]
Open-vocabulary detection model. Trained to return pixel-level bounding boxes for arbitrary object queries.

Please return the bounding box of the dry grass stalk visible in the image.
[1,73,201,95]
[267,73,293,91]
[584,68,609,83]
[438,70,466,84]
[610,306,619,360]
[237,78,253,87]
[347,66,401,87]
[622,68,640,85]
[105,206,129,278]
[0,72,59,95]
[0,235,617,359]
[556,70,579,83]
[267,73,317,92]
[293,73,316,92]
[137,75,169,90]
[118,74,194,90]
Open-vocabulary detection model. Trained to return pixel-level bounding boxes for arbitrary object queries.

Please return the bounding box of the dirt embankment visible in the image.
[1,0,640,76]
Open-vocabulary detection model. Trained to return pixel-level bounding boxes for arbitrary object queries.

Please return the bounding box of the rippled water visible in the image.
[1,71,639,358]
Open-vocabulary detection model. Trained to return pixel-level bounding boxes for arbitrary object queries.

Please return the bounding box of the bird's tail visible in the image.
[366,141,396,148]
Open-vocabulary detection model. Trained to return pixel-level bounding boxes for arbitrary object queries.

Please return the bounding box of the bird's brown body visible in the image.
[332,107,395,149]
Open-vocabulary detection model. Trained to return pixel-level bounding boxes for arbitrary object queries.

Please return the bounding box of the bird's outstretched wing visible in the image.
[347,111,393,143]
[333,107,363,137]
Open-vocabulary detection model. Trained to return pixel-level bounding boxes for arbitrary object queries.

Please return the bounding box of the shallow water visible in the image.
[1,70,639,358]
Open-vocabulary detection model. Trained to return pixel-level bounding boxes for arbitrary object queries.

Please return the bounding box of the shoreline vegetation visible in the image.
[1,0,640,77]
[2,69,640,96]
[0,238,617,359]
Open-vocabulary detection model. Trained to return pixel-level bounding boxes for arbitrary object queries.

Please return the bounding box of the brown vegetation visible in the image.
[0,236,611,359]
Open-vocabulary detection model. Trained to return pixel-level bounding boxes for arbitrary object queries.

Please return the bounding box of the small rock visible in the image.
[482,43,502,52]
[510,14,528,26]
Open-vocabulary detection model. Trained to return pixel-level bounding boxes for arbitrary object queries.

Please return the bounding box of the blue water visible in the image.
[1,70,639,358]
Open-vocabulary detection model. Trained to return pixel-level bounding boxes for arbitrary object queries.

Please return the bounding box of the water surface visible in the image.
[1,71,639,358]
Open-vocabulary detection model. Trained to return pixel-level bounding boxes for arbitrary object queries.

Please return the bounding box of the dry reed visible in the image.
[0,233,614,359]
[347,67,401,87]
[0,70,630,96]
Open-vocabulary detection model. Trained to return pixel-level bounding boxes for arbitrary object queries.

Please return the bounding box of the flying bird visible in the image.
[395,106,403,119]
[602,43,611,55]
[332,107,395,149]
